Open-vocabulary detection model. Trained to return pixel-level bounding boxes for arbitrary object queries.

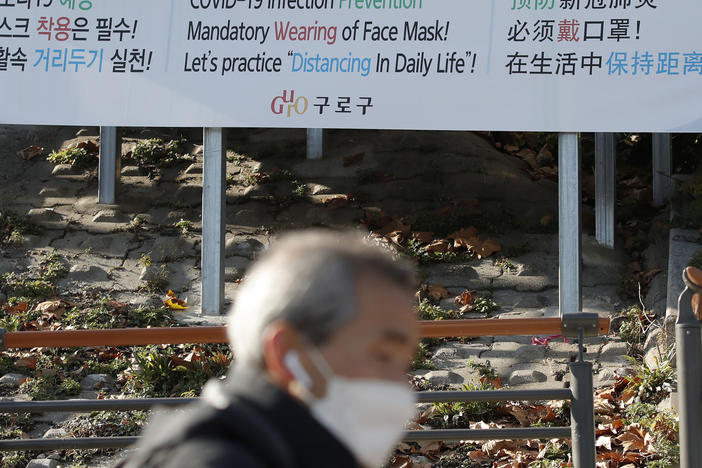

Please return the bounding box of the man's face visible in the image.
[317,273,418,384]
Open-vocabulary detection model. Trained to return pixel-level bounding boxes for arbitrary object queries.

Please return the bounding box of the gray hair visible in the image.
[228,229,415,368]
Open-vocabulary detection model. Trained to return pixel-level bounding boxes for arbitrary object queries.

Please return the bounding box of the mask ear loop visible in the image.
[303,342,336,381]
[283,342,336,402]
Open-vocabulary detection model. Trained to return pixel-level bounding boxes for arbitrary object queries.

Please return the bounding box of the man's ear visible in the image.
[262,321,298,387]
[261,322,327,399]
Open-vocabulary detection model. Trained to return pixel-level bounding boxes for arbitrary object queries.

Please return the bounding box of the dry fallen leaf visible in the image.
[425,239,451,253]
[17,145,43,160]
[617,424,647,453]
[15,356,37,370]
[163,290,189,310]
[411,231,434,243]
[596,435,613,451]
[454,290,475,307]
[472,238,502,259]
[447,227,478,249]
[428,284,450,301]
[324,194,351,210]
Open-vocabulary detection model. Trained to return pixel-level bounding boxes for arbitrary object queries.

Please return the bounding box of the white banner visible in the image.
[0,0,700,131]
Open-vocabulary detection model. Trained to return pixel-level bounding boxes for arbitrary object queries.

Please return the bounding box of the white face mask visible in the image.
[284,347,416,468]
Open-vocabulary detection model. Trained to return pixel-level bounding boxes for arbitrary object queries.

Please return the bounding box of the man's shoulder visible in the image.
[139,435,269,468]
[120,395,294,468]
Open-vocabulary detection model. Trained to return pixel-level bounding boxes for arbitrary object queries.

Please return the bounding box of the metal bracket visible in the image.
[0,328,6,351]
[561,313,600,338]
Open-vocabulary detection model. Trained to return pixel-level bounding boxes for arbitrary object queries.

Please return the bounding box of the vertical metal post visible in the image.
[653,133,673,207]
[595,133,616,249]
[676,285,702,467]
[98,126,121,204]
[201,128,226,316]
[306,128,324,160]
[569,330,596,468]
[559,133,582,315]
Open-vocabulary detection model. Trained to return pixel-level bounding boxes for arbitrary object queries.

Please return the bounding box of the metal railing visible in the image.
[676,267,702,467]
[0,314,609,467]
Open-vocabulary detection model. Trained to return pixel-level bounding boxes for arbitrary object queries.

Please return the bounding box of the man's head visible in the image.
[228,229,417,393]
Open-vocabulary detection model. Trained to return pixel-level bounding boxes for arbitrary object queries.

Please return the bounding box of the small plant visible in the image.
[64,410,148,438]
[126,214,149,233]
[292,180,308,198]
[467,360,499,382]
[0,273,54,299]
[38,250,68,283]
[138,253,152,268]
[618,305,654,345]
[417,299,462,321]
[173,219,194,236]
[124,344,231,397]
[689,249,702,270]
[529,441,570,466]
[433,381,502,424]
[624,355,676,404]
[226,151,248,164]
[624,403,679,468]
[47,146,96,170]
[471,294,500,315]
[494,257,517,273]
[0,210,39,246]
[410,341,436,371]
[19,374,81,400]
[130,138,189,167]
[143,265,169,293]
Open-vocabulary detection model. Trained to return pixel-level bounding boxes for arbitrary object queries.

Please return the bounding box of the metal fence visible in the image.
[675,267,702,467]
[0,314,608,467]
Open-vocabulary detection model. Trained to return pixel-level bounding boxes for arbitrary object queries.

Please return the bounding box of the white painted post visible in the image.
[653,133,673,207]
[201,127,226,316]
[595,133,616,249]
[559,133,582,315]
[307,128,324,160]
[98,126,121,204]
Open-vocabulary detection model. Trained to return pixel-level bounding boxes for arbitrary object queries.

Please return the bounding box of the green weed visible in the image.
[130,138,189,167]
[19,374,81,400]
[689,249,702,270]
[142,265,170,293]
[0,273,54,299]
[38,250,68,283]
[174,219,194,236]
[124,345,231,397]
[433,381,502,424]
[410,341,436,371]
[48,146,96,170]
[624,355,676,404]
[417,299,462,321]
[0,210,38,246]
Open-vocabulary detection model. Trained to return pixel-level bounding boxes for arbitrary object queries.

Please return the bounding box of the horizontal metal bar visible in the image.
[0,426,574,452]
[0,437,138,451]
[4,317,610,349]
[0,398,195,413]
[403,427,572,441]
[416,389,572,403]
[0,389,573,414]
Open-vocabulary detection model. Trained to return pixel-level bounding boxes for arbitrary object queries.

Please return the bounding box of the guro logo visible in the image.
[271,90,308,117]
